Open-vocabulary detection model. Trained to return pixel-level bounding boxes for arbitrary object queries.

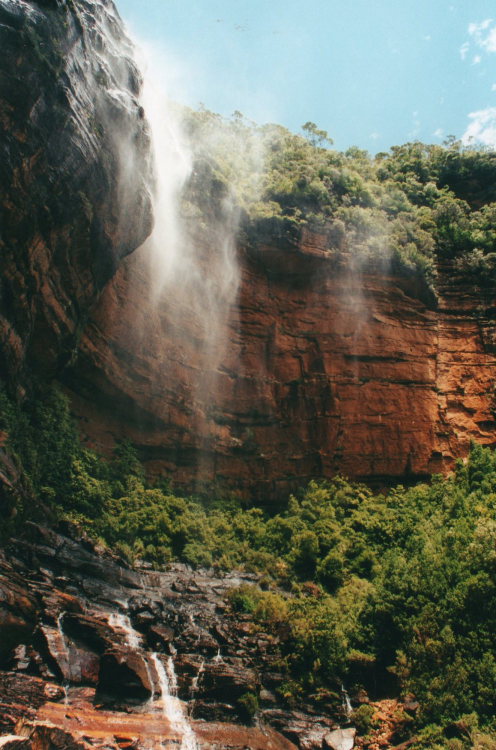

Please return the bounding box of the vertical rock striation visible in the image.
[0,0,152,386]
[66,232,496,498]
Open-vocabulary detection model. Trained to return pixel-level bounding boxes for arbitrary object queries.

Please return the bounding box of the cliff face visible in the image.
[65,228,496,498]
[1,1,495,499]
[0,0,152,386]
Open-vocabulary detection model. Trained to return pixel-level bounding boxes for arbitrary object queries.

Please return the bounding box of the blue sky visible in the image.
[115,0,496,153]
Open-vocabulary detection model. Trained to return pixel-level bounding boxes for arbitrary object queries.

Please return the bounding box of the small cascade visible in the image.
[190,659,204,698]
[150,653,198,750]
[166,656,178,694]
[213,648,222,663]
[188,659,205,719]
[341,684,353,718]
[56,612,71,685]
[108,612,143,650]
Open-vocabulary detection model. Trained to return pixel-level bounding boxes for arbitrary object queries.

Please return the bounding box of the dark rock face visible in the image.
[0,0,152,386]
[0,524,340,749]
[97,649,153,702]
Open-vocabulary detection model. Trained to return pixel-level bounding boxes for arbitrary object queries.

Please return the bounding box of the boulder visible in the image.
[323,728,356,750]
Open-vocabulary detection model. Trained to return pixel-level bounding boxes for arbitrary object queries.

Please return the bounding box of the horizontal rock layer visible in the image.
[66,232,496,498]
[0,523,339,749]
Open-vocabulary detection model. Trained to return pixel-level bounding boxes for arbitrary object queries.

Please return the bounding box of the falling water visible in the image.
[341,684,353,718]
[190,659,204,698]
[150,653,198,750]
[166,656,178,694]
[137,51,240,353]
[108,612,143,650]
[56,613,71,684]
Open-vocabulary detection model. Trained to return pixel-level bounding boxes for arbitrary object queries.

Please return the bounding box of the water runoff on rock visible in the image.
[107,609,199,750]
[151,653,199,750]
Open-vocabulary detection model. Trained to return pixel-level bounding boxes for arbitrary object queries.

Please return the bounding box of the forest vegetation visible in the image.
[2,383,496,749]
[184,110,496,298]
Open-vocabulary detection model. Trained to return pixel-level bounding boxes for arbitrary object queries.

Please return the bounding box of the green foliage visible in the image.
[181,111,496,294]
[351,703,377,736]
[237,691,260,720]
[3,385,496,740]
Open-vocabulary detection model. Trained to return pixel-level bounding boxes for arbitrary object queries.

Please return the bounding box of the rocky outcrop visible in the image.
[65,232,496,498]
[0,524,346,749]
[0,0,152,386]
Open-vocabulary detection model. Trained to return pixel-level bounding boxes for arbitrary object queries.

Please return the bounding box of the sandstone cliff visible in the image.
[1,0,495,502]
[65,228,496,499]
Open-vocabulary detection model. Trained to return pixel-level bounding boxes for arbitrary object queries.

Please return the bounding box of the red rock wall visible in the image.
[65,233,496,499]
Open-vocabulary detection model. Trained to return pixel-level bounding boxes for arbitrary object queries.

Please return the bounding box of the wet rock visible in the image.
[146,625,174,650]
[200,662,259,703]
[0,526,341,748]
[0,673,59,732]
[194,721,298,750]
[61,613,116,655]
[33,625,71,683]
[0,560,38,662]
[97,650,153,703]
[16,721,91,750]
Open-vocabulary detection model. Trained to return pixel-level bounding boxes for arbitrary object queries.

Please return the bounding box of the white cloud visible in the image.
[460,41,469,59]
[472,54,482,64]
[468,19,492,36]
[369,132,380,140]
[433,128,444,139]
[462,107,496,147]
[492,83,496,91]
[484,27,496,52]
[467,18,496,54]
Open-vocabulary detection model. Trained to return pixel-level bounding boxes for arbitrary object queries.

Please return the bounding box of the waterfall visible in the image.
[116,38,250,484]
[213,648,222,663]
[166,656,179,694]
[108,612,143,650]
[150,653,198,750]
[190,659,204,698]
[55,612,71,686]
[138,50,241,364]
[341,684,353,718]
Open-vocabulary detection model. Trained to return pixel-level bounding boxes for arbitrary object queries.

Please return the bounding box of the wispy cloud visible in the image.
[461,19,496,66]
[468,19,493,36]
[433,128,444,139]
[462,107,496,146]
[467,18,496,54]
